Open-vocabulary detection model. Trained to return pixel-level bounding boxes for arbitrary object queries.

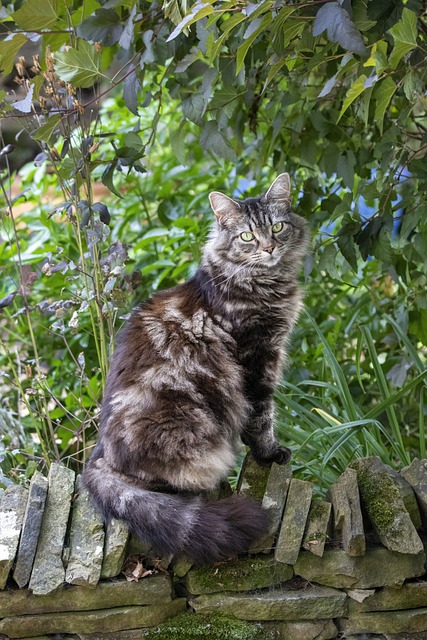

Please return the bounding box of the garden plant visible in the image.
[0,0,426,494]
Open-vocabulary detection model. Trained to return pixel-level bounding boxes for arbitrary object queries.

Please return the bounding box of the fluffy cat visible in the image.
[83,173,308,565]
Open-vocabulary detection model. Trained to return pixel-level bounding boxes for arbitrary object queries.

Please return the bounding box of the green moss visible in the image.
[184,556,292,594]
[141,612,262,639]
[352,465,401,532]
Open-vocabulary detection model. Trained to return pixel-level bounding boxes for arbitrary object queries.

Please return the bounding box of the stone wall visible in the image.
[1,455,427,640]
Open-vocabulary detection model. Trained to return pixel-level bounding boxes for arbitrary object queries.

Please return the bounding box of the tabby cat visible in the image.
[84,173,308,564]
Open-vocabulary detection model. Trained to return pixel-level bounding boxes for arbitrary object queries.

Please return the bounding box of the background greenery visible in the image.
[0,0,426,493]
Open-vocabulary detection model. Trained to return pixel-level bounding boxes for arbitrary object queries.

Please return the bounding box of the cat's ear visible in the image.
[265,173,291,203]
[209,192,241,226]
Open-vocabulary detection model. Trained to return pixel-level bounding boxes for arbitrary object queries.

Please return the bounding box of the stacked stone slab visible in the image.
[1,455,427,639]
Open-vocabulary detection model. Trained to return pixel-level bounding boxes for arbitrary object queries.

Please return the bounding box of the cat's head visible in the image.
[207,173,307,270]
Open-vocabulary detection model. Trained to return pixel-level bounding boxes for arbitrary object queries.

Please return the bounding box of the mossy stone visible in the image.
[184,555,293,595]
[338,607,427,635]
[236,453,270,501]
[350,457,423,555]
[0,599,186,638]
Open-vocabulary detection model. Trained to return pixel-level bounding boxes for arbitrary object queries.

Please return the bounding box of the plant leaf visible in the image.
[337,74,367,122]
[11,84,34,114]
[374,76,396,135]
[0,34,28,76]
[54,39,103,88]
[13,0,64,30]
[31,114,62,144]
[77,8,123,46]
[313,1,368,56]
[388,8,418,69]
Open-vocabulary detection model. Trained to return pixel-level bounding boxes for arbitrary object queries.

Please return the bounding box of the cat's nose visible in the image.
[262,245,275,254]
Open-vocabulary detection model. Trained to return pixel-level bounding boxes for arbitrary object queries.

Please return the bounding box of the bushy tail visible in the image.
[83,457,269,565]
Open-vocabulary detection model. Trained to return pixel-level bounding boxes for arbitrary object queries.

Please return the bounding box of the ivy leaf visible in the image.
[337,75,367,122]
[13,0,64,30]
[374,76,396,135]
[55,40,103,88]
[0,34,28,75]
[200,120,237,161]
[77,9,124,46]
[388,8,418,69]
[313,2,368,56]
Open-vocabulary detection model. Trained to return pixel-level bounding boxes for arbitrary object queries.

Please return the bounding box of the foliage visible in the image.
[0,0,426,486]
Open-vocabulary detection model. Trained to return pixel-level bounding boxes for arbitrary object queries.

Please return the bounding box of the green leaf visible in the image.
[337,216,359,270]
[0,34,27,75]
[171,122,187,164]
[373,39,389,75]
[236,14,271,75]
[200,120,237,161]
[283,19,305,49]
[166,2,214,42]
[374,76,396,135]
[337,75,367,122]
[54,39,103,88]
[182,93,205,125]
[31,114,62,144]
[77,8,123,46]
[388,8,418,69]
[13,0,64,30]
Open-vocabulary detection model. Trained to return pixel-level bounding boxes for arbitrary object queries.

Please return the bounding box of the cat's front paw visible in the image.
[253,445,292,467]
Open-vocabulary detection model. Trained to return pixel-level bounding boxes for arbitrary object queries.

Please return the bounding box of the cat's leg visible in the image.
[241,396,291,466]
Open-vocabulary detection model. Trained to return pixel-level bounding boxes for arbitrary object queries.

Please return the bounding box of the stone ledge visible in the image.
[294,547,426,589]
[0,599,187,638]
[338,607,427,635]
[189,585,347,620]
[183,556,293,595]
[0,576,173,617]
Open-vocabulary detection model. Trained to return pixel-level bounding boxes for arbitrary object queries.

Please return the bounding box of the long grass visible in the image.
[276,312,427,493]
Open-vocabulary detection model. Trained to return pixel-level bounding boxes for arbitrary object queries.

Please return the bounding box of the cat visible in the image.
[83,173,308,565]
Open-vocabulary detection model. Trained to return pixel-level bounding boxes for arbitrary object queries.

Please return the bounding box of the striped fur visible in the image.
[84,174,308,564]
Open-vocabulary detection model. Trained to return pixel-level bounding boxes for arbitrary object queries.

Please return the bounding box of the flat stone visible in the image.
[302,499,331,557]
[190,585,347,620]
[184,555,293,595]
[0,599,187,638]
[13,472,48,588]
[329,467,365,556]
[338,607,427,635]
[250,462,292,554]
[0,484,28,589]
[401,458,427,527]
[347,581,427,613]
[65,476,105,587]
[351,457,423,554]
[294,547,426,589]
[263,619,338,640]
[275,478,313,565]
[0,575,173,617]
[236,453,271,501]
[101,519,129,579]
[29,463,75,595]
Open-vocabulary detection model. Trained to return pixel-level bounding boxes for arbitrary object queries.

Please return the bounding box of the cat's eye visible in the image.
[272,222,284,233]
[240,231,255,242]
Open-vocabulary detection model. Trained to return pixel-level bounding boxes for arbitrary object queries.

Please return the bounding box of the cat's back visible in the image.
[102,276,244,420]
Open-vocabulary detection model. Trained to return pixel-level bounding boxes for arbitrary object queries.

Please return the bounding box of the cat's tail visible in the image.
[83,457,269,565]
